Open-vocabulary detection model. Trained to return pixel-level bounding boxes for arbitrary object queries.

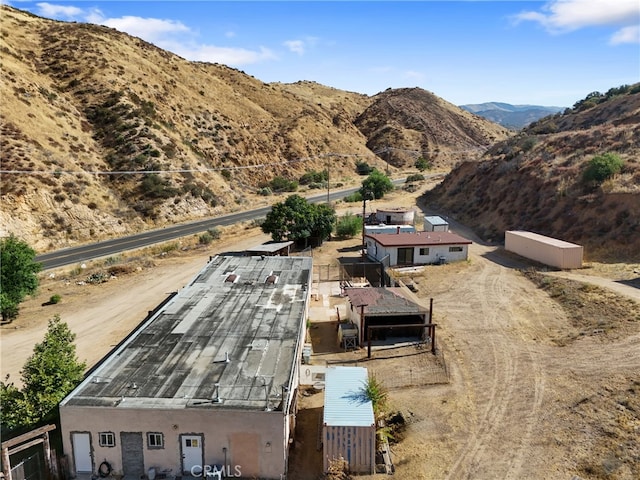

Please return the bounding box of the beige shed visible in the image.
[505,230,583,269]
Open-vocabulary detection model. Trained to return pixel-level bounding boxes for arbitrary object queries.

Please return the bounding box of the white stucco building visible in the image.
[59,255,313,479]
[365,231,472,266]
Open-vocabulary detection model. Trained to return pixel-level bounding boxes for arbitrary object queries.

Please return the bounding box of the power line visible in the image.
[0,146,485,176]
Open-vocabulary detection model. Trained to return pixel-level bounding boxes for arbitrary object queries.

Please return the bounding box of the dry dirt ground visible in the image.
[2,185,639,480]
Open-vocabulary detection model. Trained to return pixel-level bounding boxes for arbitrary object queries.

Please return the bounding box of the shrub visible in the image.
[199,232,214,245]
[355,161,372,175]
[299,169,328,185]
[335,213,362,238]
[583,153,624,185]
[406,173,425,183]
[343,192,363,203]
[414,157,432,171]
[49,294,61,304]
[199,227,222,244]
[258,187,273,196]
[267,176,298,192]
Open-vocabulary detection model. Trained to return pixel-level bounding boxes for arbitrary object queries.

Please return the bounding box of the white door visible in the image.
[72,432,92,472]
[181,434,203,475]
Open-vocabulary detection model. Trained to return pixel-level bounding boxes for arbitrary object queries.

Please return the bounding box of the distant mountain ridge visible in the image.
[460,102,564,129]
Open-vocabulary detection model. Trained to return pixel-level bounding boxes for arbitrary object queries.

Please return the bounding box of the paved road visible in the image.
[35,180,413,270]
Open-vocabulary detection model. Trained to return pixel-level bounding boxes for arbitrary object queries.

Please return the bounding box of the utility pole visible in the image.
[361,193,368,260]
[326,156,330,204]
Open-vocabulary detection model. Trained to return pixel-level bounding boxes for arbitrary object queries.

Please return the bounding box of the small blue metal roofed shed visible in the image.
[323,366,375,474]
[424,215,449,232]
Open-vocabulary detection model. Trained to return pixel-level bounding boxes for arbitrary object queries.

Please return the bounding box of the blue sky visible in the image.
[6,1,640,107]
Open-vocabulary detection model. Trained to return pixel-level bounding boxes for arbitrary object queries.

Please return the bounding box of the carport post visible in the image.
[367,324,372,358]
[431,326,436,355]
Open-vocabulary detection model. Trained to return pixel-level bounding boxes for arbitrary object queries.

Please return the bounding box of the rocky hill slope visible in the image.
[423,87,640,261]
[0,5,508,252]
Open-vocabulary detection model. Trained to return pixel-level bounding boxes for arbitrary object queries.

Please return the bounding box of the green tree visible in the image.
[261,195,335,244]
[359,169,394,200]
[583,153,624,185]
[1,315,85,431]
[1,235,42,322]
[335,212,362,239]
[311,203,337,241]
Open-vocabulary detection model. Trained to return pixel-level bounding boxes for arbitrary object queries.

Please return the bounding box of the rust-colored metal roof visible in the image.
[343,287,427,316]
[365,231,471,247]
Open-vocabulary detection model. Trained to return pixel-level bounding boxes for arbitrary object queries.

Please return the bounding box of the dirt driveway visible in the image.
[291,235,640,479]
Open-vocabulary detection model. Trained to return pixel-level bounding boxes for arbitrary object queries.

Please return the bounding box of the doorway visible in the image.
[71,432,92,473]
[181,434,204,476]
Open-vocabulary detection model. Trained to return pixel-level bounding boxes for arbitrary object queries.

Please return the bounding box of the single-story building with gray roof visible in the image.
[59,254,312,480]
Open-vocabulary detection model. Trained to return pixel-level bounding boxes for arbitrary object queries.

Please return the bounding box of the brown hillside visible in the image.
[355,87,510,168]
[0,6,506,252]
[422,89,640,261]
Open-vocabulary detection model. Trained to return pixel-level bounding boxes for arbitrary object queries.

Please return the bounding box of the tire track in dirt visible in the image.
[445,250,546,479]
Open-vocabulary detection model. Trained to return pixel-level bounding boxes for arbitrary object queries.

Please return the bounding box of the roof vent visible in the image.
[265,273,278,285]
[225,274,238,283]
[212,383,223,403]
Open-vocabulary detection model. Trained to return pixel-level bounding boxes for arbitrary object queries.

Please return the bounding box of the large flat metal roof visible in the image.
[61,255,312,411]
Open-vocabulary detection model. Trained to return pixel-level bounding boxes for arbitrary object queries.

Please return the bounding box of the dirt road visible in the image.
[377,240,640,479]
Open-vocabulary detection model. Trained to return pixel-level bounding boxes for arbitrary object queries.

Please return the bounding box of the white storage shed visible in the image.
[424,215,449,232]
[374,207,415,225]
[323,367,375,474]
[505,230,583,269]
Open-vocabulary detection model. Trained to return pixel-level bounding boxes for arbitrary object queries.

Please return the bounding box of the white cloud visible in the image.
[284,40,305,55]
[31,3,278,66]
[100,16,190,44]
[35,2,83,20]
[513,0,640,43]
[170,44,277,65]
[610,24,640,45]
[283,37,319,55]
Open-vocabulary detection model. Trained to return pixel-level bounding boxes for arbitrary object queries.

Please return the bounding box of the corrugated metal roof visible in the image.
[506,230,582,249]
[60,255,312,411]
[343,287,427,316]
[365,231,471,247]
[424,215,448,225]
[323,367,375,427]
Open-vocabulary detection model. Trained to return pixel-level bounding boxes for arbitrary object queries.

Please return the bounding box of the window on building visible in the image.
[419,247,429,255]
[449,246,463,252]
[99,432,115,447]
[147,432,164,449]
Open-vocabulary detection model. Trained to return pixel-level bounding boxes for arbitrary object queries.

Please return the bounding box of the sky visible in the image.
[5,1,640,107]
